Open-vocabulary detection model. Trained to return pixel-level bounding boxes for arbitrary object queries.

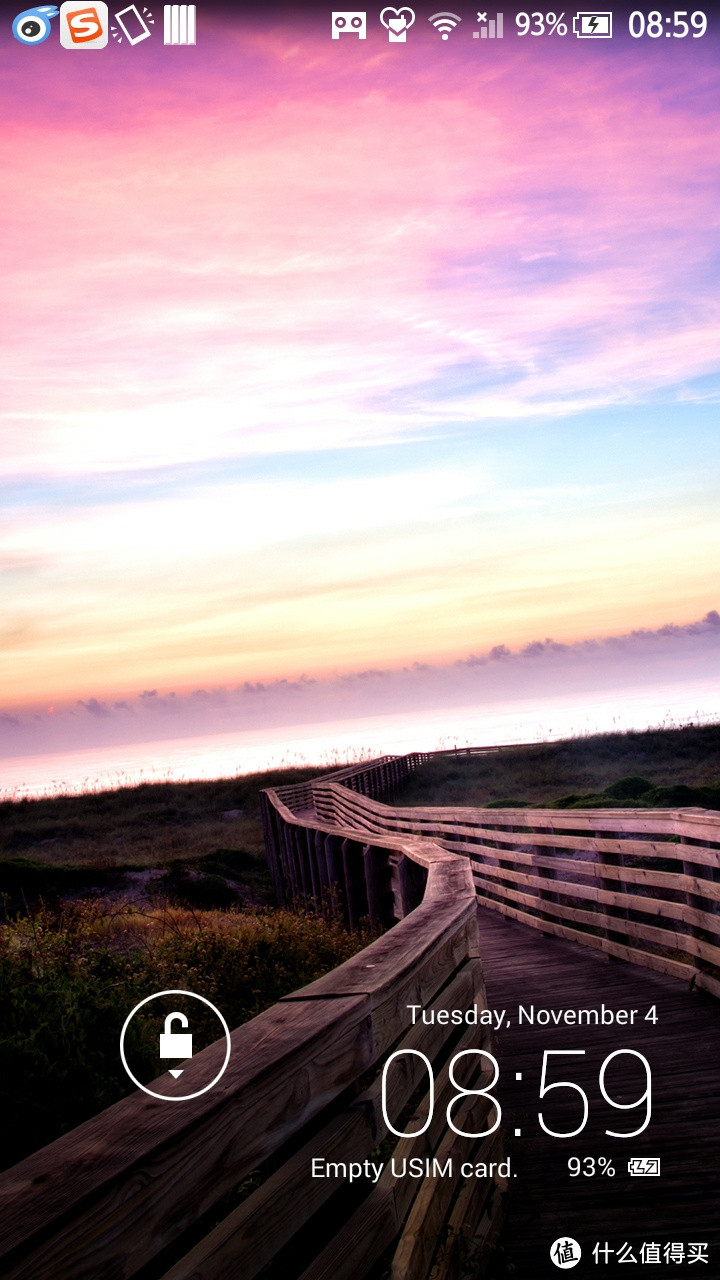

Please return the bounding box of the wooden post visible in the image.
[292,826,311,904]
[530,820,561,928]
[279,820,299,904]
[342,839,369,931]
[363,845,395,930]
[613,831,634,943]
[303,826,320,907]
[314,829,330,901]
[596,835,625,955]
[259,794,285,906]
[679,813,707,966]
[324,834,347,923]
[397,854,426,917]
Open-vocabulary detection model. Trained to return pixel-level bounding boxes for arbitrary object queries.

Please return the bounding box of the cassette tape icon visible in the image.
[332,10,366,38]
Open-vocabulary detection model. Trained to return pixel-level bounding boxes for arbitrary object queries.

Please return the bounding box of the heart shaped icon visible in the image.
[380,7,416,35]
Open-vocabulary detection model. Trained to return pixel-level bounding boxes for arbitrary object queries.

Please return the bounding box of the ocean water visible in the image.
[1,682,718,800]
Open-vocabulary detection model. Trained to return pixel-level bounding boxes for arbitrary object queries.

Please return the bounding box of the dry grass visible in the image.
[0,766,333,869]
[0,765,340,913]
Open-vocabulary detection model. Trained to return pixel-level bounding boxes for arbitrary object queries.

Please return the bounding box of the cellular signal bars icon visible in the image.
[164,3,195,43]
[473,11,503,37]
[428,11,461,39]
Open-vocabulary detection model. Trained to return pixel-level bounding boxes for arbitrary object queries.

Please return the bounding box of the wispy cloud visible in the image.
[1,23,719,732]
[3,34,719,478]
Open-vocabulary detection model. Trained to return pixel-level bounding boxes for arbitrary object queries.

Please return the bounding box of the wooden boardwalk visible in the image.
[3,752,718,1280]
[477,907,720,1277]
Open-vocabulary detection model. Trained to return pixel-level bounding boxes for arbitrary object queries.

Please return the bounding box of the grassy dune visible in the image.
[394,723,720,810]
[0,765,335,912]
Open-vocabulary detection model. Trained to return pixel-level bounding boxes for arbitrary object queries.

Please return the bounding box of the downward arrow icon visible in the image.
[169,1068,183,1078]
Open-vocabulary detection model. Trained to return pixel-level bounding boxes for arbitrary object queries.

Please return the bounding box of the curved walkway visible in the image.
[279,755,720,1278]
[477,906,720,1277]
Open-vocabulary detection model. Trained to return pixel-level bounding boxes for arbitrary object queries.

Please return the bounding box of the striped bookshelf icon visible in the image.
[473,12,503,38]
[164,3,196,44]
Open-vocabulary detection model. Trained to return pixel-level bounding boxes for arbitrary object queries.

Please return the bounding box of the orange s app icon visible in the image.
[60,0,108,45]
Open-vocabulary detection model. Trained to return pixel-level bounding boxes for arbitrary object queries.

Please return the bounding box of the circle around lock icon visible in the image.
[120,989,231,1101]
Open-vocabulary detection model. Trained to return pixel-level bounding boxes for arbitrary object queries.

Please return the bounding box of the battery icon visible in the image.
[628,1158,661,1176]
[573,11,612,37]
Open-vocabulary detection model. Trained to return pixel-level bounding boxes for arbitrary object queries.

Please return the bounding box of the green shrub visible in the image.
[602,776,653,801]
[643,783,720,809]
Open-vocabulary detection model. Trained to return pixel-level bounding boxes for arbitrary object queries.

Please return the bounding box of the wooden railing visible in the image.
[298,767,720,1002]
[0,752,502,1280]
[272,752,429,814]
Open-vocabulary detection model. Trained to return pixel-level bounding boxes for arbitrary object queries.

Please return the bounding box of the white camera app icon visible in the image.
[332,11,366,38]
[60,1,108,46]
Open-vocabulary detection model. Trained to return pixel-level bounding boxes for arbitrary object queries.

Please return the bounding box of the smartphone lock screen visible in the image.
[1,3,719,1278]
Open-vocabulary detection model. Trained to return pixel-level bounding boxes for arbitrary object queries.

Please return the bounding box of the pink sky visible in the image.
[1,11,719,771]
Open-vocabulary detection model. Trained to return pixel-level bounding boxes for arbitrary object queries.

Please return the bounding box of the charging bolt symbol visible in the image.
[628,1157,661,1176]
[573,11,612,37]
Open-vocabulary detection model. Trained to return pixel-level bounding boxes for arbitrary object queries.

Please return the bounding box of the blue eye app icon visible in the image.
[12,4,59,42]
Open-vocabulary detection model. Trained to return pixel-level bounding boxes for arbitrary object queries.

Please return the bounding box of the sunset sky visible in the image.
[1,6,719,782]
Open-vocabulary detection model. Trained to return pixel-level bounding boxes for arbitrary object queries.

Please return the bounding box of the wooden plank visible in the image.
[471,864,720,944]
[473,891,696,982]
[429,1133,506,1280]
[158,1107,374,1280]
[259,796,283,904]
[474,906,720,1277]
[366,800,719,843]
[302,789,720,868]
[369,803,682,836]
[471,876,720,966]
[397,853,427,916]
[299,1022,502,1280]
[391,1129,504,1280]
[282,898,479,1060]
[464,845,720,903]
[281,821,301,902]
[314,828,330,897]
[158,962,487,1280]
[444,827,687,860]
[298,1187,400,1280]
[303,825,320,903]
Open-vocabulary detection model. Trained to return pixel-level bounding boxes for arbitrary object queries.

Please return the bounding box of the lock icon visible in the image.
[159,1011,193,1060]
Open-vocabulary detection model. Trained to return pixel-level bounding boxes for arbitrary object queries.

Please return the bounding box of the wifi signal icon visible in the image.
[428,11,461,38]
